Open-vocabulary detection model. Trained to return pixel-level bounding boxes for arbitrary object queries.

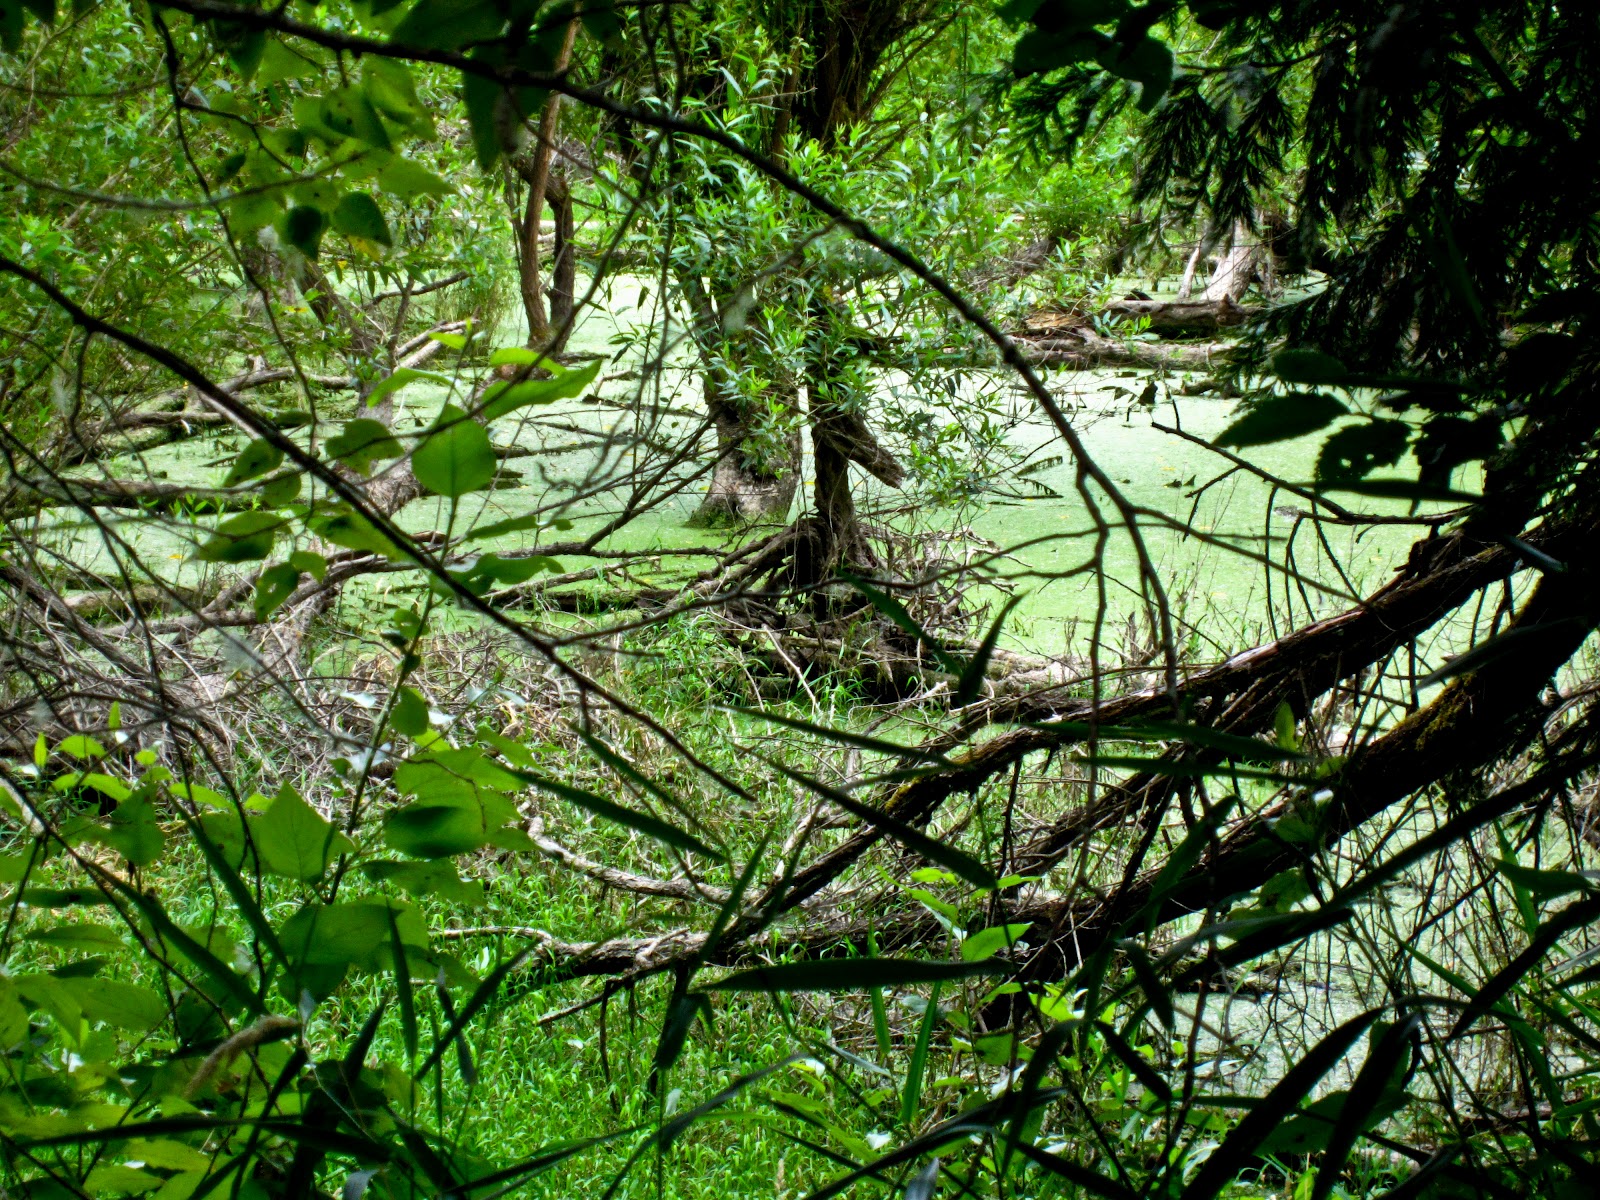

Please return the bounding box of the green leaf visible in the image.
[464,512,572,541]
[478,360,602,421]
[1098,34,1175,111]
[91,792,166,865]
[332,191,392,246]
[193,512,285,563]
[68,976,167,1032]
[843,573,965,675]
[377,155,454,199]
[961,923,1032,962]
[318,85,392,149]
[57,734,105,761]
[290,549,327,580]
[256,785,355,882]
[24,923,125,953]
[1496,857,1597,901]
[505,766,723,860]
[255,562,301,621]
[1013,27,1111,76]
[391,686,430,736]
[262,471,302,506]
[706,958,1003,992]
[1214,393,1348,448]
[1315,420,1410,484]
[363,58,431,133]
[257,37,323,86]
[327,417,404,474]
[312,509,407,560]
[277,899,427,973]
[956,595,1022,707]
[391,0,506,50]
[280,205,325,260]
[1179,1008,1384,1200]
[367,366,449,408]
[461,67,506,170]
[768,759,995,890]
[83,1165,162,1195]
[361,859,485,905]
[384,804,496,858]
[413,405,497,497]
[223,437,284,487]
[1272,348,1349,385]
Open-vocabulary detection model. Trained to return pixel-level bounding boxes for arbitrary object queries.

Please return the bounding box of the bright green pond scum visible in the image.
[64,287,1472,674]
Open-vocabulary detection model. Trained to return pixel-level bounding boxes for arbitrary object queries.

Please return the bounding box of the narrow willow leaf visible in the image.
[707,959,1001,993]
[768,760,995,890]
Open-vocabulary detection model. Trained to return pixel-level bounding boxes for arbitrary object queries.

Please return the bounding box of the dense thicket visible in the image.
[0,2,1596,1199]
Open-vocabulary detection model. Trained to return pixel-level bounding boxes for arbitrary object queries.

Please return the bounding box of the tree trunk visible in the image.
[1202,219,1262,303]
[510,17,580,351]
[693,379,802,525]
[546,172,577,354]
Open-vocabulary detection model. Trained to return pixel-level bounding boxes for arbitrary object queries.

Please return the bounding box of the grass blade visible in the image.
[955,595,1021,707]
[730,707,951,764]
[901,981,940,1127]
[1179,1008,1383,1200]
[708,959,1002,993]
[768,759,996,890]
[507,766,724,860]
[1314,1014,1420,1200]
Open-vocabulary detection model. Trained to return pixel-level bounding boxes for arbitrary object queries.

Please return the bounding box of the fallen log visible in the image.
[1100,296,1260,336]
[1017,326,1230,371]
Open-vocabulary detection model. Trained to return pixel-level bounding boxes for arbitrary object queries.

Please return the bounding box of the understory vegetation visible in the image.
[1,1,1598,1198]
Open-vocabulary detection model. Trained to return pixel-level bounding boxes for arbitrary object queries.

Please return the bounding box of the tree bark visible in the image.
[509,17,580,351]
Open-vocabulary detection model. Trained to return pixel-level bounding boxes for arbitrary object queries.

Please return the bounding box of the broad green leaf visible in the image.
[312,509,406,560]
[1214,393,1348,449]
[89,792,165,865]
[84,1165,162,1195]
[255,562,301,621]
[1098,34,1174,111]
[23,923,125,953]
[391,686,429,736]
[384,803,494,858]
[1272,348,1348,385]
[332,191,392,246]
[280,205,325,259]
[413,405,497,497]
[377,155,454,199]
[479,360,602,421]
[223,437,284,487]
[326,417,404,473]
[68,977,167,1032]
[961,923,1032,962]
[361,859,485,905]
[392,0,506,50]
[1315,420,1410,484]
[193,512,285,563]
[57,734,106,761]
[318,85,391,149]
[364,367,448,408]
[277,899,427,972]
[256,785,355,882]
